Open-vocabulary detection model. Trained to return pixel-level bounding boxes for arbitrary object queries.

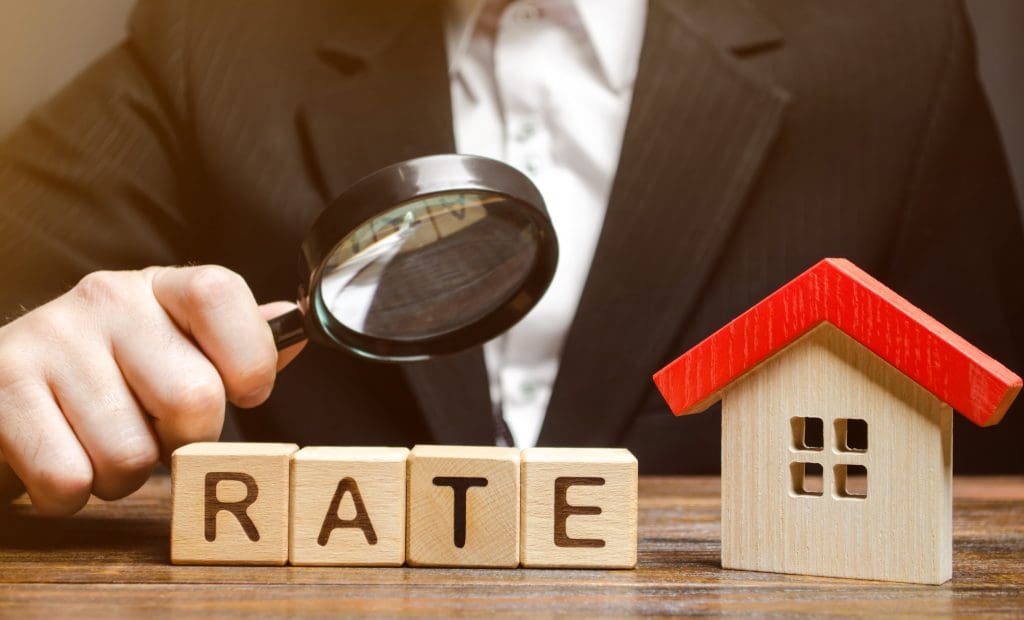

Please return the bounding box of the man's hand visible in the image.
[0,265,306,516]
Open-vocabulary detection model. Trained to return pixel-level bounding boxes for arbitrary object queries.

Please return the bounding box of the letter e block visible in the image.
[290,447,409,566]
[520,448,637,568]
[171,442,297,565]
[407,445,519,567]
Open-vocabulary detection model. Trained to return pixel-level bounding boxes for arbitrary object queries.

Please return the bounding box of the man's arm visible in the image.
[0,1,192,316]
[886,1,1024,471]
[0,2,303,513]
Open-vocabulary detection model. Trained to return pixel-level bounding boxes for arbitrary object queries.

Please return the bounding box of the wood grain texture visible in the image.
[0,476,1022,616]
[289,447,408,566]
[653,258,1022,426]
[721,324,953,584]
[171,442,297,565]
[520,448,638,568]
[406,445,520,568]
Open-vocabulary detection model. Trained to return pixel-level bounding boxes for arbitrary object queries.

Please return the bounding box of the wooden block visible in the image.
[520,448,638,568]
[171,442,297,565]
[289,447,408,566]
[406,445,519,568]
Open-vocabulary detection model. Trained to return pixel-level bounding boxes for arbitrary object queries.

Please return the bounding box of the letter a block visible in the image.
[406,445,520,568]
[290,447,409,566]
[171,442,297,565]
[520,448,638,568]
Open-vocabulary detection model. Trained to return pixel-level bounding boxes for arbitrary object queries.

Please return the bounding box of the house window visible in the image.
[835,464,868,498]
[790,462,823,496]
[791,416,824,451]
[835,418,868,452]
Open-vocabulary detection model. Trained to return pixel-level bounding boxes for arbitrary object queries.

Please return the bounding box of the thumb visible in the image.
[259,301,308,371]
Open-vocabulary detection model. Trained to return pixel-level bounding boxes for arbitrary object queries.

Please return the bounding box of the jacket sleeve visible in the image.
[886,1,1024,470]
[0,1,193,322]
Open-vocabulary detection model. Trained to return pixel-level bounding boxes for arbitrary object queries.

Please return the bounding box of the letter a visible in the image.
[318,477,378,546]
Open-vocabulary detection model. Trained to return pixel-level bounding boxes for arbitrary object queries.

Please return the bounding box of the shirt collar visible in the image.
[574,0,647,92]
[445,0,647,94]
[445,0,484,81]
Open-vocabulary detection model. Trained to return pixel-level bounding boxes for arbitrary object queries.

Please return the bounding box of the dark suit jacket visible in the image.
[2,0,1022,473]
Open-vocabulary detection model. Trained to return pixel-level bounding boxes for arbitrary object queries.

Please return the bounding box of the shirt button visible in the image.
[511,2,541,23]
[514,121,537,143]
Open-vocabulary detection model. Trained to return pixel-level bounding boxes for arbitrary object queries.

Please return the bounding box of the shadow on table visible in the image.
[0,503,168,562]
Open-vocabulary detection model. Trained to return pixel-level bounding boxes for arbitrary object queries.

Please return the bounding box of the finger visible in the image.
[48,342,160,501]
[258,301,308,371]
[0,376,93,516]
[149,266,277,408]
[110,298,226,460]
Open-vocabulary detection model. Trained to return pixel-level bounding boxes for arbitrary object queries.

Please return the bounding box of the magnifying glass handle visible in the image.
[269,308,306,350]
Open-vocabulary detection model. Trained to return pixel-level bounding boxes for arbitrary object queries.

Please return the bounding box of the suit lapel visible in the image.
[298,1,496,445]
[538,0,790,446]
[299,1,453,201]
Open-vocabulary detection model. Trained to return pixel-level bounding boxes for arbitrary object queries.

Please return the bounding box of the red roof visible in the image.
[653,259,1021,427]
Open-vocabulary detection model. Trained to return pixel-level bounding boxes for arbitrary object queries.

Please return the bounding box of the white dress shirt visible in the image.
[445,0,647,447]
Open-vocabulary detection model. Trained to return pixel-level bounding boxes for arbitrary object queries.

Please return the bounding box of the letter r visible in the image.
[204,472,260,542]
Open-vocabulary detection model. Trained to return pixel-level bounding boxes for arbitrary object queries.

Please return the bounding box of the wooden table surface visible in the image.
[1,476,1022,617]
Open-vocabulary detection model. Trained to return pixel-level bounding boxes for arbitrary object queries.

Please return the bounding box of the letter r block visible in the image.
[406,445,520,567]
[520,448,638,568]
[289,447,409,566]
[171,442,297,565]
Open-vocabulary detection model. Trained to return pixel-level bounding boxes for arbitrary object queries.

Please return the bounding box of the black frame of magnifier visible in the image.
[270,154,558,362]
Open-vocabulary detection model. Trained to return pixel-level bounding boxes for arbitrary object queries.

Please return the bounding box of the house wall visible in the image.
[720,323,952,584]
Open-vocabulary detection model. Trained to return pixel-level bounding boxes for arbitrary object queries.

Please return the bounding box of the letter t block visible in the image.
[520,448,638,568]
[171,442,298,565]
[407,445,520,567]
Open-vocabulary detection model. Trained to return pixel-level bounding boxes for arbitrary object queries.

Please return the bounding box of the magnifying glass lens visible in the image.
[267,154,557,360]
[318,191,539,342]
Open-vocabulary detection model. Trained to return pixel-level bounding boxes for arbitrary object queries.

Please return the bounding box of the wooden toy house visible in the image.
[653,259,1020,585]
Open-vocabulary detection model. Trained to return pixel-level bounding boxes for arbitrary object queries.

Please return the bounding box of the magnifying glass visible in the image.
[268,154,558,362]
